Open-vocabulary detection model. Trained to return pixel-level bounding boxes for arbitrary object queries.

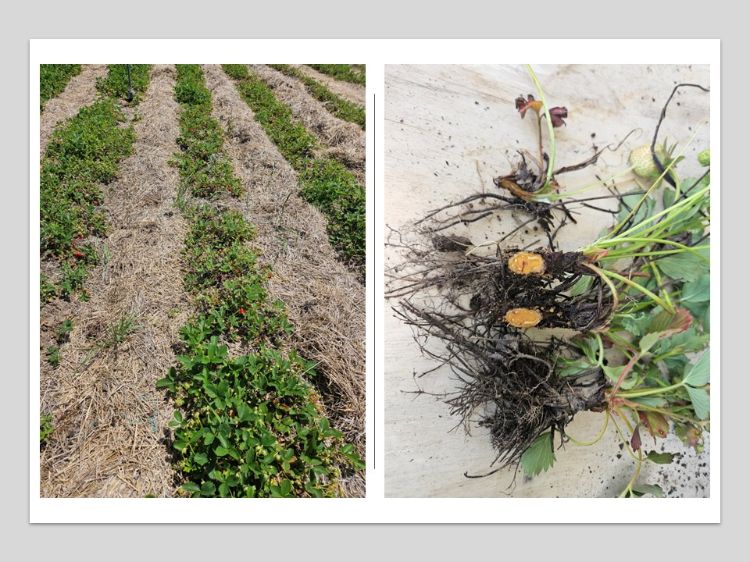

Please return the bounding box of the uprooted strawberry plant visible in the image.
[387,65,710,497]
[157,65,362,498]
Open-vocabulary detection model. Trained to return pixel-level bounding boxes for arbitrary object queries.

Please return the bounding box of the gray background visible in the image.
[1,0,745,559]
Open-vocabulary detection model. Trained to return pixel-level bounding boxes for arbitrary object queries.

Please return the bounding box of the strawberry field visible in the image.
[38,64,366,498]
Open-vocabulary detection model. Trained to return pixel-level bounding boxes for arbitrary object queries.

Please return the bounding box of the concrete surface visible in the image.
[384,64,710,497]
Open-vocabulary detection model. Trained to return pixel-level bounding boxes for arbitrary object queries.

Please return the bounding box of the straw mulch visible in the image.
[40,65,188,497]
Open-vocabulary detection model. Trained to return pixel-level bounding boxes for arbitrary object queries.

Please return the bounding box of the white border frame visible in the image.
[30,39,720,523]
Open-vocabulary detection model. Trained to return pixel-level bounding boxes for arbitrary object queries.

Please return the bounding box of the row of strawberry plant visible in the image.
[39,65,149,450]
[308,64,365,86]
[40,96,137,303]
[172,64,241,199]
[158,64,362,498]
[269,64,365,129]
[96,64,152,104]
[40,64,81,111]
[221,64,365,271]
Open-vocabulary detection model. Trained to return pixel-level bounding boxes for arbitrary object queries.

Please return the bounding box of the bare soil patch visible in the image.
[40,65,188,497]
[203,64,366,497]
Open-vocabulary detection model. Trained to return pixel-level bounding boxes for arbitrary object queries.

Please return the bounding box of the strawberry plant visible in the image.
[40,414,54,446]
[182,207,293,343]
[172,65,242,198]
[158,341,355,497]
[40,64,81,111]
[45,346,60,367]
[40,274,57,304]
[96,64,152,104]
[55,319,73,344]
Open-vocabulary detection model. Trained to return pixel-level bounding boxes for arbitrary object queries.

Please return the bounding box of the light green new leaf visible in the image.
[603,365,637,390]
[686,385,710,420]
[663,186,676,209]
[639,332,661,354]
[574,336,599,364]
[654,326,708,356]
[617,190,655,225]
[558,358,597,378]
[683,351,710,388]
[619,315,644,337]
[521,432,556,477]
[569,276,593,297]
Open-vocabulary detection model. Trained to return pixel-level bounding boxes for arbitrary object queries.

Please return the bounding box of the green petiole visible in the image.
[595,268,674,313]
[526,64,556,187]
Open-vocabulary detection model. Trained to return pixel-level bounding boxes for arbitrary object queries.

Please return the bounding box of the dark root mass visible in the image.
[394,301,606,470]
[386,212,613,473]
[388,236,615,333]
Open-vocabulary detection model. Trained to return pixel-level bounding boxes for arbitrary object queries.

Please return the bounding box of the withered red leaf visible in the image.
[638,411,669,440]
[515,94,542,118]
[548,106,568,128]
[648,307,693,339]
[630,425,642,452]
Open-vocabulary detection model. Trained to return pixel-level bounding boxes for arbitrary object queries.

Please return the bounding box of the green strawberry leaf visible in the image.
[658,252,708,283]
[632,483,664,497]
[686,385,710,420]
[639,332,661,354]
[683,351,710,388]
[646,451,675,464]
[521,432,556,477]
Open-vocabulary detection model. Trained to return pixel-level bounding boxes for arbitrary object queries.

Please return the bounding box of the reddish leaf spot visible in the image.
[638,411,669,440]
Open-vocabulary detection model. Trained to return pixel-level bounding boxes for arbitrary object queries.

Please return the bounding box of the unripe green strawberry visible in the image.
[698,148,710,167]
[629,144,669,179]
